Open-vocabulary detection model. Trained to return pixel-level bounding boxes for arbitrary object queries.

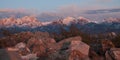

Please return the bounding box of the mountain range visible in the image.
[0,16,120,34]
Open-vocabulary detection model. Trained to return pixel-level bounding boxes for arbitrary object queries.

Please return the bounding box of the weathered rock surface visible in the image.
[47,36,90,60]
[70,40,89,55]
[68,40,90,60]
[56,36,82,50]
[27,37,56,57]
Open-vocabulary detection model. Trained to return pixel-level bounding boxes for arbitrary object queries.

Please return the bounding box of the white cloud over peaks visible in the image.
[96,0,113,2]
[56,4,86,17]
[58,4,86,12]
[0,8,39,14]
[0,8,26,13]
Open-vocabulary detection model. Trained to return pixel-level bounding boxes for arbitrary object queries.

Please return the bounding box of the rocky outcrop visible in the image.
[70,40,89,56]
[105,48,120,60]
[26,37,56,56]
[101,40,115,54]
[2,31,116,60]
[57,36,82,50]
[68,40,90,60]
[47,36,90,60]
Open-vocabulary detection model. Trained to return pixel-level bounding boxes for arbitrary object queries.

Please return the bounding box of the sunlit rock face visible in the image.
[56,36,82,50]
[25,32,56,59]
[70,40,90,56]
[68,40,90,60]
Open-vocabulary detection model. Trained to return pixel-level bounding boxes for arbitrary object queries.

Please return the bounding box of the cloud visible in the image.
[0,8,25,13]
[95,0,113,2]
[58,4,81,11]
[57,4,108,13]
[0,8,39,14]
[55,4,83,17]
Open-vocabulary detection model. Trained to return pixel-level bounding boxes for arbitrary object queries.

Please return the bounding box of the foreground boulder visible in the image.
[26,37,56,59]
[57,36,82,50]
[105,48,120,60]
[48,36,90,60]
[68,40,90,60]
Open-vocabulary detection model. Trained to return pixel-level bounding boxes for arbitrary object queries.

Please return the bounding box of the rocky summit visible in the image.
[0,31,120,60]
[0,34,91,60]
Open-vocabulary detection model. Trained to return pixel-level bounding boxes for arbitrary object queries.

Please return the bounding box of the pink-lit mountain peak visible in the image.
[0,16,94,28]
[61,16,91,25]
[0,16,42,28]
[62,16,75,25]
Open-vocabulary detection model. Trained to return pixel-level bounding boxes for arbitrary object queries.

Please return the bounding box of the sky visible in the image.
[0,0,120,22]
[0,0,120,12]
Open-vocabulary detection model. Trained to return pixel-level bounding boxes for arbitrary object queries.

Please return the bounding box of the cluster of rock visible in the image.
[0,31,120,60]
[17,36,90,60]
[105,48,120,60]
[0,34,91,60]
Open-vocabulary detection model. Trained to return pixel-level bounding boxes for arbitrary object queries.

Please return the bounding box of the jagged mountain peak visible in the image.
[62,16,75,25]
[21,16,38,22]
[56,16,91,25]
[0,16,42,28]
[76,16,91,24]
[77,16,90,22]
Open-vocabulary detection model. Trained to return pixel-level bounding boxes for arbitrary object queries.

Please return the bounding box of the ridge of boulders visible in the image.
[0,31,120,60]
